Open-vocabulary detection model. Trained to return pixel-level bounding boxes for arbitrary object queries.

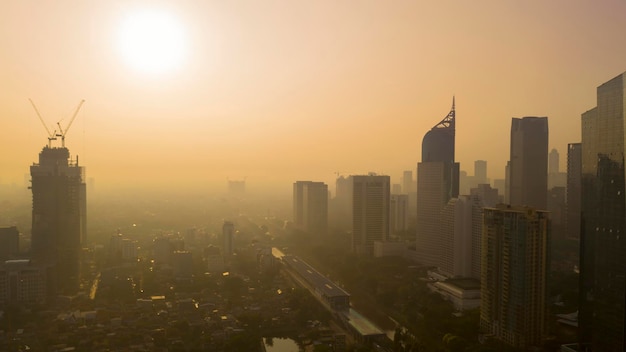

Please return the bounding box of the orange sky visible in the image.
[2,1,626,195]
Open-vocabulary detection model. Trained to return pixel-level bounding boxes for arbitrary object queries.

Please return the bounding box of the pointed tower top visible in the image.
[431,96,456,130]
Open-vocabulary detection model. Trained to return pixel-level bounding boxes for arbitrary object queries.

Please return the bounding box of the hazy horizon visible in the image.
[3,1,626,194]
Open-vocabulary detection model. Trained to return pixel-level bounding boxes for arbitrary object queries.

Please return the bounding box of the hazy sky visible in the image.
[2,1,626,194]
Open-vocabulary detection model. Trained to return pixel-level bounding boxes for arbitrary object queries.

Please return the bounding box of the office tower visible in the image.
[352,174,390,255]
[392,183,402,194]
[493,178,505,201]
[547,186,567,239]
[331,175,353,230]
[402,170,413,194]
[566,143,581,241]
[470,184,499,208]
[475,160,488,185]
[548,148,567,189]
[30,146,86,293]
[504,161,511,204]
[579,72,626,351]
[0,260,47,307]
[416,98,460,267]
[390,194,409,235]
[0,226,19,260]
[481,205,550,349]
[223,221,235,257]
[509,116,549,209]
[549,148,559,174]
[439,195,483,279]
[293,181,328,234]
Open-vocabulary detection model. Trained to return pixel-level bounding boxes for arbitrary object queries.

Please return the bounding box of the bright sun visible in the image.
[117,10,187,74]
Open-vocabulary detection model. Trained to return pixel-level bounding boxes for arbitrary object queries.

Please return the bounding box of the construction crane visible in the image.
[56,99,85,147]
[29,98,57,148]
[29,99,85,148]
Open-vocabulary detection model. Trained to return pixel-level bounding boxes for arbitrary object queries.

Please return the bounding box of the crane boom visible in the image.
[29,98,54,138]
[57,99,85,147]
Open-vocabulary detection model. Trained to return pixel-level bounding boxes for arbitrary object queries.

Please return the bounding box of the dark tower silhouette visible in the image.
[579,72,626,351]
[416,97,460,267]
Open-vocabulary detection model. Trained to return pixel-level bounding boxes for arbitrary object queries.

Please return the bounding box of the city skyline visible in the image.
[2,1,626,194]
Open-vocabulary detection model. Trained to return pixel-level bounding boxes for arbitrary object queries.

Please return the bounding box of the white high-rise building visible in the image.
[390,194,409,235]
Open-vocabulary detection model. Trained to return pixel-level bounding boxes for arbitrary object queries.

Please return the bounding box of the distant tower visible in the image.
[222,221,235,257]
[352,174,390,255]
[30,146,86,293]
[389,194,409,235]
[474,160,487,185]
[481,205,550,349]
[549,148,559,174]
[293,181,328,234]
[416,98,460,267]
[509,116,549,209]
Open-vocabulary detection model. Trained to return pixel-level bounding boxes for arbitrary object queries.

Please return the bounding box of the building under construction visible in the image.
[30,146,86,294]
[29,99,86,294]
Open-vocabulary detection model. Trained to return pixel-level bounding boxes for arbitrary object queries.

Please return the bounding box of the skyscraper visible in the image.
[474,160,488,185]
[416,98,459,267]
[352,174,390,255]
[222,221,235,257]
[579,72,626,351]
[390,194,409,235]
[30,146,86,293]
[439,195,483,279]
[293,181,328,234]
[509,116,549,210]
[481,205,550,349]
[566,143,581,241]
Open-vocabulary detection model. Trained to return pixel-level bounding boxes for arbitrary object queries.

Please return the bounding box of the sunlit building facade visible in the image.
[579,72,626,351]
[481,205,550,349]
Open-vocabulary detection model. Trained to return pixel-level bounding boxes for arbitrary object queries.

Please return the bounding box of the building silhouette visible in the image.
[509,116,549,210]
[293,181,328,234]
[390,194,409,236]
[30,146,86,294]
[222,221,235,258]
[0,226,19,260]
[566,143,581,241]
[481,205,550,349]
[352,174,390,255]
[416,98,459,267]
[579,71,626,351]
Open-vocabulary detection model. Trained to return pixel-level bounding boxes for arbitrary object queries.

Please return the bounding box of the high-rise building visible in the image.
[579,72,626,351]
[475,160,488,185]
[481,205,550,349]
[0,226,19,260]
[549,148,560,174]
[330,175,353,230]
[390,194,409,235]
[566,143,581,241]
[439,195,483,279]
[352,174,390,255]
[223,221,235,257]
[416,98,459,267]
[509,116,549,210]
[402,170,413,194]
[293,181,328,234]
[470,184,499,208]
[504,161,511,204]
[30,146,86,293]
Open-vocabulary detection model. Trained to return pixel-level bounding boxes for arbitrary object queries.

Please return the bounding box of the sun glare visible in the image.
[117,9,187,75]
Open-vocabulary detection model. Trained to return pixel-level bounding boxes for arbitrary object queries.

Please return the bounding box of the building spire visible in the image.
[432,96,456,130]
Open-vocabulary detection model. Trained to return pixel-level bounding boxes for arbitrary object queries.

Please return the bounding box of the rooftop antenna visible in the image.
[56,100,85,147]
[29,98,57,148]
